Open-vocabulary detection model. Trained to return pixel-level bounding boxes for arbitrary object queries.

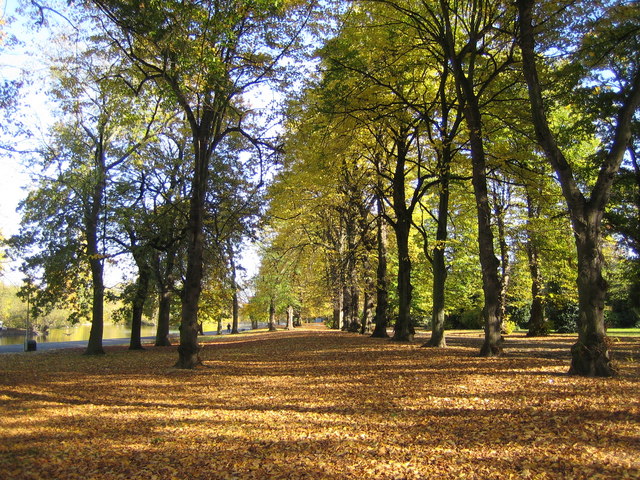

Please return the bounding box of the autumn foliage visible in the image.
[1,325,639,479]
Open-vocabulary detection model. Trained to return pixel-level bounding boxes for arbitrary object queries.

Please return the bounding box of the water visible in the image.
[0,323,163,346]
[0,321,264,346]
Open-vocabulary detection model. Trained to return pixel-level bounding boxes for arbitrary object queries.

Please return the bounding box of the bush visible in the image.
[547,302,579,333]
[502,320,517,335]
[446,308,483,329]
[606,300,640,328]
[506,304,530,328]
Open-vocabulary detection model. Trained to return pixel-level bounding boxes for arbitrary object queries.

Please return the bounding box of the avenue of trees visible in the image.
[0,0,638,376]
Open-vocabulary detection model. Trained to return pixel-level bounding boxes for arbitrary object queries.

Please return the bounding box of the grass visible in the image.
[607,328,640,337]
[0,325,639,479]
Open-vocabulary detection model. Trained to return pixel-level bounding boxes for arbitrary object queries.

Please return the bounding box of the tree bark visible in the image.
[155,288,173,346]
[285,305,294,330]
[268,296,277,332]
[371,200,390,338]
[84,159,106,356]
[230,250,239,334]
[525,192,547,337]
[492,185,511,332]
[360,283,375,335]
[517,0,640,375]
[175,132,209,369]
[85,254,105,355]
[333,283,344,330]
[393,213,414,342]
[392,135,414,342]
[425,168,450,348]
[129,266,150,350]
[439,0,503,356]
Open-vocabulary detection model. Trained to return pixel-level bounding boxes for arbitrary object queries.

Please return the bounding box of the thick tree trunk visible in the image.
[371,204,390,338]
[472,140,502,357]
[492,188,511,332]
[441,6,502,356]
[84,173,105,356]
[85,256,105,355]
[393,216,414,342]
[155,289,173,346]
[360,283,375,335]
[129,266,150,350]
[391,136,414,342]
[569,213,613,376]
[456,85,501,356]
[175,139,208,369]
[229,246,240,334]
[342,284,351,331]
[231,290,239,334]
[333,285,344,330]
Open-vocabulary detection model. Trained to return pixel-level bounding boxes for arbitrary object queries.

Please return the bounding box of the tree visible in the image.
[517,0,640,376]
[93,0,315,368]
[10,25,164,354]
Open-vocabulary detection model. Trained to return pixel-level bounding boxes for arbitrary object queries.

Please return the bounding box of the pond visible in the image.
[0,320,262,346]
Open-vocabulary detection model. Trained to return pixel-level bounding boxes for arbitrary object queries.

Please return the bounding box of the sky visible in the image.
[0,0,37,286]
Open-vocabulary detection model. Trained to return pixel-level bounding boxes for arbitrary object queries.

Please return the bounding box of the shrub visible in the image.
[446,308,483,329]
[547,302,579,333]
[502,320,517,335]
[606,300,640,328]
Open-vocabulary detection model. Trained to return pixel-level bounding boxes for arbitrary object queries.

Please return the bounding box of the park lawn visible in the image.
[0,325,638,480]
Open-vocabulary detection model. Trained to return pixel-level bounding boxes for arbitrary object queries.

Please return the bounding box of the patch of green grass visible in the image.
[607,328,640,337]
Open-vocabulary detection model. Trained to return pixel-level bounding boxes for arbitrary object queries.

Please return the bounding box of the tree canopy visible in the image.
[1,0,638,376]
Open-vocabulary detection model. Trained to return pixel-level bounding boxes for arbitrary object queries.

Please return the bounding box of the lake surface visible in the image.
[0,321,261,346]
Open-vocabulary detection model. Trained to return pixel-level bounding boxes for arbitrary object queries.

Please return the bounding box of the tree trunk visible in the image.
[525,192,547,337]
[342,284,351,331]
[393,215,414,342]
[155,288,172,346]
[231,290,239,334]
[268,296,277,332]
[569,212,613,376]
[333,284,344,330]
[391,136,414,342]
[175,137,208,369]
[229,245,240,334]
[360,283,375,335]
[129,266,150,350]
[454,83,501,356]
[425,170,450,348]
[85,255,105,355]
[285,305,294,330]
[84,169,106,356]
[472,135,502,357]
[371,198,389,338]
[492,185,511,332]
[517,0,640,375]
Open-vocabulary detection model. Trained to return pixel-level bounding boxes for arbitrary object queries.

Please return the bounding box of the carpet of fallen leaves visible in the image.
[1,325,639,480]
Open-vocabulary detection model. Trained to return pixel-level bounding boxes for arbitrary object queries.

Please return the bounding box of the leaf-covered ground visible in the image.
[1,325,639,479]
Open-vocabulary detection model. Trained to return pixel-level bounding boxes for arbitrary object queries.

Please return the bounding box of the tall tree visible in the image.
[93,0,314,368]
[517,0,640,376]
[11,26,163,354]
